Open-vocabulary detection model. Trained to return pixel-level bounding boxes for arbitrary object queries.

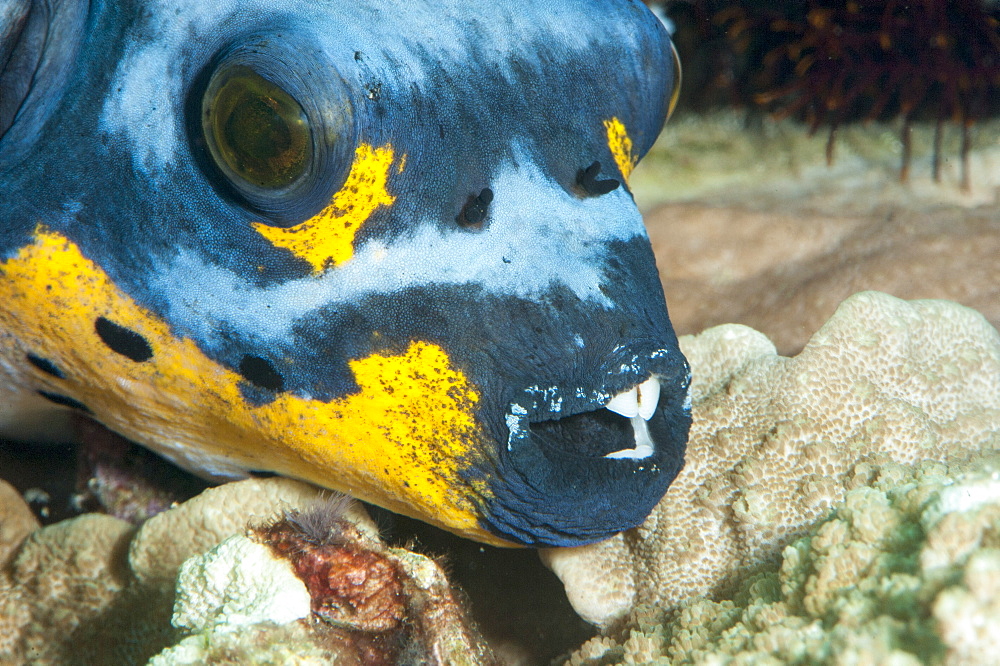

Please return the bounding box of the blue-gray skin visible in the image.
[0,0,690,546]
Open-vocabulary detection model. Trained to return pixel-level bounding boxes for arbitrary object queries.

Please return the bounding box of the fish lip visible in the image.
[480,342,691,546]
[503,346,679,451]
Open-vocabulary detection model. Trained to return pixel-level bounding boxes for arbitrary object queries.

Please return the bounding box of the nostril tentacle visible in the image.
[457,187,494,227]
[576,160,619,196]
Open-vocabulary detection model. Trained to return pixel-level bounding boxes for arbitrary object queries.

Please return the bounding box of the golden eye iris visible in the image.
[203,66,311,190]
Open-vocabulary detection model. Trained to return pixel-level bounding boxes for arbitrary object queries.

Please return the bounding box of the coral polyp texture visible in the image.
[565,454,1000,665]
[543,291,1000,631]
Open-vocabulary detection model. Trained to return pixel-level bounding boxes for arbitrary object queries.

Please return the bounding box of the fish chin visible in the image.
[481,355,691,547]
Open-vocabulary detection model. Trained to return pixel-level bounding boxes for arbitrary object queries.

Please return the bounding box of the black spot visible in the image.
[27,353,64,378]
[95,317,153,362]
[248,470,279,478]
[457,187,494,227]
[37,390,90,413]
[239,354,284,392]
[576,161,619,196]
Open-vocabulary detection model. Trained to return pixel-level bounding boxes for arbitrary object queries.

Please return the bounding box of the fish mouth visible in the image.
[507,373,664,461]
[483,348,691,546]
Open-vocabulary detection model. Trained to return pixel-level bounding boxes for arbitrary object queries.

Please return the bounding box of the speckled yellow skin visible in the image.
[604,117,637,184]
[0,227,498,542]
[252,143,400,273]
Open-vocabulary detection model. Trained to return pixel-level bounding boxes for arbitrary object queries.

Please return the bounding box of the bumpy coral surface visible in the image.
[544,292,1000,629]
[0,477,494,664]
[565,454,1000,665]
[170,534,312,632]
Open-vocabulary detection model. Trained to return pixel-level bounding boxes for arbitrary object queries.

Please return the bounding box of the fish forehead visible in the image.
[4,0,673,367]
[73,0,670,344]
[101,0,660,172]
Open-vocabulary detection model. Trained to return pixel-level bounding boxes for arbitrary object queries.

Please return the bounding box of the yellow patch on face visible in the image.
[0,227,506,543]
[252,143,399,273]
[604,117,637,184]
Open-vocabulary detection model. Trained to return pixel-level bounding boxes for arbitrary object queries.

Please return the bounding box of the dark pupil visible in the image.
[225,96,292,168]
[209,68,309,189]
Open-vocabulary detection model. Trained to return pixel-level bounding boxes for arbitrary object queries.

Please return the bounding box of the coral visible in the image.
[0,476,492,664]
[149,621,363,666]
[128,476,376,588]
[647,200,1000,355]
[254,518,407,633]
[543,292,1000,629]
[170,534,312,632]
[0,513,137,663]
[0,479,39,566]
[153,503,498,665]
[71,416,209,523]
[562,454,1000,665]
[392,547,501,665]
[742,0,1000,186]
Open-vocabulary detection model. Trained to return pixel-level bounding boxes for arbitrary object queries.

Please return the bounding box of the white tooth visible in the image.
[605,416,655,460]
[637,375,660,421]
[605,385,640,418]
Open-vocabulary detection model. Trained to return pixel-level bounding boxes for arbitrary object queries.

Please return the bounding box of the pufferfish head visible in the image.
[0,0,689,546]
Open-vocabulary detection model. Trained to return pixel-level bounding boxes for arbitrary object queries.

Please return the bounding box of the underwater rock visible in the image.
[543,292,1000,630]
[563,453,1000,665]
[646,198,1000,356]
[0,477,494,664]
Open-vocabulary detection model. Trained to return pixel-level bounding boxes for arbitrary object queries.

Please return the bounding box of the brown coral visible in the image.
[543,292,1000,629]
[128,476,376,587]
[253,516,408,664]
[0,513,136,663]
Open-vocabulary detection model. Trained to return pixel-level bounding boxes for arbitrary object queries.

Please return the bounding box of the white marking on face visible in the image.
[99,1,244,171]
[150,152,646,349]
[506,403,529,451]
[99,0,645,173]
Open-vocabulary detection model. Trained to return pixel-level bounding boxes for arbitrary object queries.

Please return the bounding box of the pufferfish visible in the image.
[0,0,689,547]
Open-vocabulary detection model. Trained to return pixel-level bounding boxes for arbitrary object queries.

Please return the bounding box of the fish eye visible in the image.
[193,39,356,222]
[202,65,311,192]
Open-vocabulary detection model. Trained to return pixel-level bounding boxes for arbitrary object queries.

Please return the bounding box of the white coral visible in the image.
[170,534,310,633]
